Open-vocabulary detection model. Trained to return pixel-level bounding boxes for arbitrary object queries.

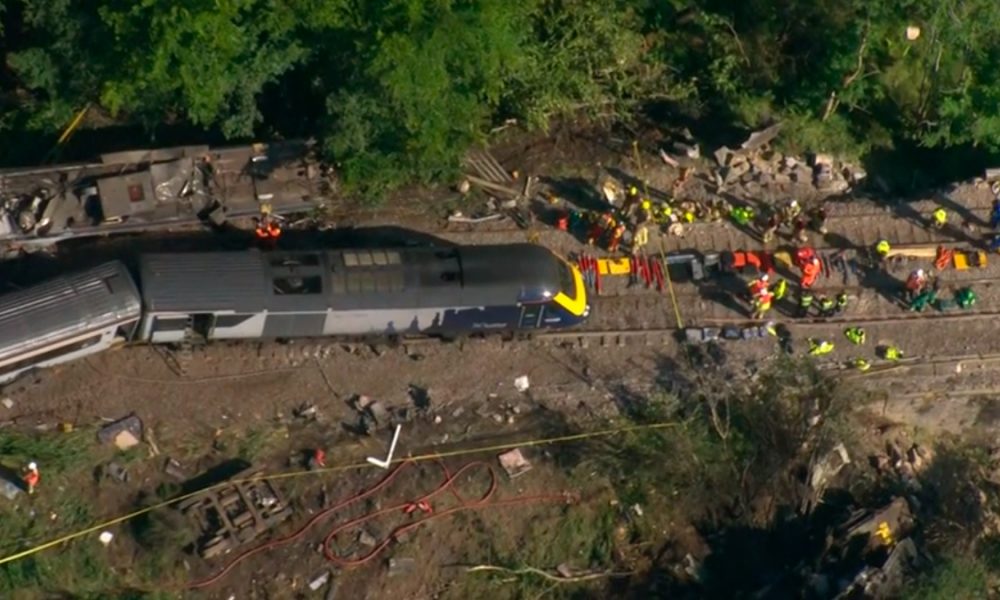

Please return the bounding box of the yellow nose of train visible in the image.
[552,261,589,320]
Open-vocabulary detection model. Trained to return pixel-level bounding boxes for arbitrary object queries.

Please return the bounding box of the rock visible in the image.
[714,146,733,167]
[783,156,799,169]
[387,557,416,577]
[556,563,574,578]
[358,530,377,548]
[104,461,129,483]
[514,375,530,393]
[1,398,12,409]
[309,570,331,591]
[811,153,834,167]
[0,480,21,500]
[672,141,700,159]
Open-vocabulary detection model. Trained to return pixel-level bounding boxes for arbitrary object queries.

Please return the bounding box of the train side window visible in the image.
[0,334,104,378]
[357,251,374,267]
[273,276,322,295]
[386,251,402,265]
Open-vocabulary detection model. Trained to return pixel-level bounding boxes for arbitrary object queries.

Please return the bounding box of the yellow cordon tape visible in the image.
[0,421,679,566]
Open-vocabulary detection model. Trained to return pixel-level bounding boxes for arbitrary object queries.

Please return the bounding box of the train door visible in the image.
[519,304,544,329]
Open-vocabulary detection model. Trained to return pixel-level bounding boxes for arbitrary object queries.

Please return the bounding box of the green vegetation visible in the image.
[904,554,990,599]
[6,0,1000,194]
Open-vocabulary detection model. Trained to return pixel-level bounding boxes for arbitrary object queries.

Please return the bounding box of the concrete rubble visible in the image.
[497,448,532,479]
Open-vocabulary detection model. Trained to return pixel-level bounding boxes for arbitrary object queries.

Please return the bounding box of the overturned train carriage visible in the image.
[0,262,142,383]
[137,243,588,342]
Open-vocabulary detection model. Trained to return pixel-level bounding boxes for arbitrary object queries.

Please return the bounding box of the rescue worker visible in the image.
[835,291,849,314]
[631,223,649,255]
[782,199,802,223]
[808,337,835,356]
[931,208,947,229]
[852,358,872,372]
[904,269,927,301]
[730,205,755,226]
[607,222,627,253]
[761,212,781,243]
[956,287,977,309]
[588,212,615,246]
[752,291,774,320]
[818,296,836,317]
[880,345,903,361]
[623,185,640,213]
[844,327,866,345]
[772,278,788,301]
[254,217,282,247]
[800,256,822,289]
[809,205,829,235]
[798,291,814,317]
[748,274,770,298]
[910,288,937,312]
[22,461,39,495]
[793,218,809,244]
[875,239,891,259]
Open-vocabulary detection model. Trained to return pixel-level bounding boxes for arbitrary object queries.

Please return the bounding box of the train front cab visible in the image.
[517,257,589,330]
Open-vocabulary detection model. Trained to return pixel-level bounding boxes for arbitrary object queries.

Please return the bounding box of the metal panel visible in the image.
[140,251,271,313]
[0,261,142,365]
[262,313,327,338]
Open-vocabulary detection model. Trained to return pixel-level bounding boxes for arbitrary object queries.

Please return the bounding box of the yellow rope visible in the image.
[0,421,678,566]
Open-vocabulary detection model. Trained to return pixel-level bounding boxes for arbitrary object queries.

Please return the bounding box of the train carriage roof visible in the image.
[138,244,567,314]
[0,261,142,363]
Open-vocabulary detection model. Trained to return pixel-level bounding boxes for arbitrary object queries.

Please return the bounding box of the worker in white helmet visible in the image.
[22,461,39,494]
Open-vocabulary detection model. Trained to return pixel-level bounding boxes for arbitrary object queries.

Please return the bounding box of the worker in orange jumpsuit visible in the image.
[748,274,770,298]
[254,217,282,247]
[22,461,39,495]
[800,256,821,289]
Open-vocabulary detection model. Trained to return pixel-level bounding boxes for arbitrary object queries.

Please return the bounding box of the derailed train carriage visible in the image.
[0,243,588,383]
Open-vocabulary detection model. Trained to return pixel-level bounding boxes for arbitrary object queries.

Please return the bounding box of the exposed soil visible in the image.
[2,124,1000,598]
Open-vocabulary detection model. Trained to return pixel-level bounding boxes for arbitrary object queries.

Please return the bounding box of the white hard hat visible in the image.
[27,462,37,471]
[761,274,769,281]
[790,199,799,207]
[916,269,925,277]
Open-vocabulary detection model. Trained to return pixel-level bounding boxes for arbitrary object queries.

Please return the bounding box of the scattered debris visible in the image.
[408,385,431,412]
[358,530,376,548]
[387,557,416,577]
[103,461,129,484]
[294,403,319,421]
[98,531,114,546]
[497,448,532,479]
[164,457,186,480]
[514,375,530,393]
[309,570,331,591]
[0,479,21,500]
[97,414,143,450]
[178,470,293,559]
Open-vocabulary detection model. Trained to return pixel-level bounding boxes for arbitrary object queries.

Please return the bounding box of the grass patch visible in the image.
[0,428,94,473]
[236,425,286,461]
[903,553,990,600]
